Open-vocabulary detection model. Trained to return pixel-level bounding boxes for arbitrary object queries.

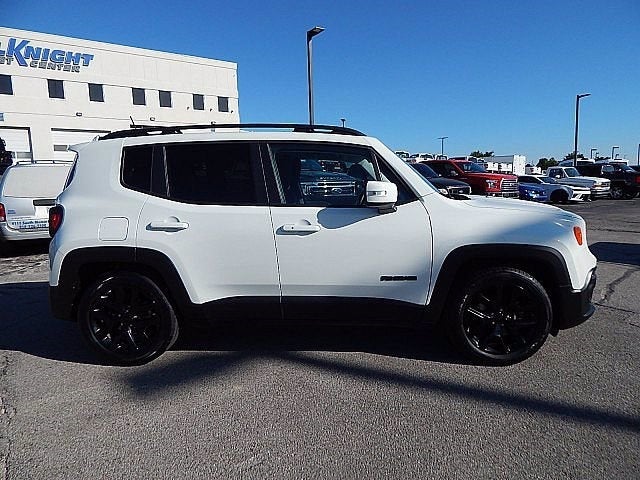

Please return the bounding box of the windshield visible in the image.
[411,163,438,178]
[619,165,634,172]
[300,159,324,172]
[459,161,487,173]
[540,176,557,184]
[565,167,580,177]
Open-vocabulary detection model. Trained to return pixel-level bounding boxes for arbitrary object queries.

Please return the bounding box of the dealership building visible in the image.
[0,27,239,162]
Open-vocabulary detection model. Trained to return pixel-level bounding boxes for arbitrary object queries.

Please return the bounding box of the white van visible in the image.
[0,161,72,241]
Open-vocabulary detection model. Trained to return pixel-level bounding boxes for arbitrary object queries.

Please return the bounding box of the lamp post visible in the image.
[611,145,619,160]
[590,148,597,159]
[306,26,325,125]
[340,118,346,128]
[573,93,590,167]
[438,136,448,155]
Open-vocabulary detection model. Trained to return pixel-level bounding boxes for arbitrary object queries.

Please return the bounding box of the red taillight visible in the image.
[0,203,5,222]
[49,205,64,237]
[573,226,583,246]
[635,175,640,184]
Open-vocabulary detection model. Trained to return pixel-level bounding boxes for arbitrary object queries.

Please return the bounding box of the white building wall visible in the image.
[481,155,527,176]
[0,27,239,161]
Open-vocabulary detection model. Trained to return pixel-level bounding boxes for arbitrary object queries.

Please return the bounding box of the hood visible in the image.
[465,172,517,180]
[562,175,606,184]
[579,176,609,183]
[461,196,570,215]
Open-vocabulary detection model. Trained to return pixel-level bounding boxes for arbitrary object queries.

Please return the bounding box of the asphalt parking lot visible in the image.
[0,198,638,479]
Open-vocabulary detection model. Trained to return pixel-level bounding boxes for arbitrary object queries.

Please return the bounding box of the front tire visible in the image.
[446,268,552,365]
[78,272,179,365]
[550,190,568,204]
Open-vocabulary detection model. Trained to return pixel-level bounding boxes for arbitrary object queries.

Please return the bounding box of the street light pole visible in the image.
[306,26,325,125]
[611,145,619,160]
[573,93,590,167]
[340,118,346,128]
[438,136,448,155]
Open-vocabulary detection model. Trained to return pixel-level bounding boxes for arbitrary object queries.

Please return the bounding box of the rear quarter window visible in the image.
[121,146,153,193]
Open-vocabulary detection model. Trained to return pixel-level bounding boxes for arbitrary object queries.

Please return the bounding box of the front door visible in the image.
[265,142,433,322]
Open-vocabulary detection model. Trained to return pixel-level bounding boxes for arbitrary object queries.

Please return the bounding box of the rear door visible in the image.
[136,141,280,316]
[265,142,433,322]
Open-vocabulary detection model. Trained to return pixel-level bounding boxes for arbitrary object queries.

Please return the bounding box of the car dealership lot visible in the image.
[1,198,638,479]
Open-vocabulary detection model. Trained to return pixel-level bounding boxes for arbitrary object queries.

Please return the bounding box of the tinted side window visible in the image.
[269,143,377,207]
[376,157,416,204]
[428,163,448,176]
[165,143,258,205]
[122,146,153,193]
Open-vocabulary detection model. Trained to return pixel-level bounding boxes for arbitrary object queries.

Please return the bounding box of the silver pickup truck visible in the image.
[546,166,611,199]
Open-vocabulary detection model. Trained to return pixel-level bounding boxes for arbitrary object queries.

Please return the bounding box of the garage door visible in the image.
[0,127,33,162]
[51,129,108,161]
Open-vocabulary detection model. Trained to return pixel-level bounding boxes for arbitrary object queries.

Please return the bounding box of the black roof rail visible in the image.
[99,123,365,140]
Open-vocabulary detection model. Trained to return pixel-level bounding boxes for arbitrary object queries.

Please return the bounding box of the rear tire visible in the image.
[78,272,179,365]
[610,185,625,200]
[446,268,552,365]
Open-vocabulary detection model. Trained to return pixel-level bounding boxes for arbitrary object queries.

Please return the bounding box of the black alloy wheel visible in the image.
[78,273,179,365]
[448,268,552,365]
[550,190,568,204]
[610,185,625,200]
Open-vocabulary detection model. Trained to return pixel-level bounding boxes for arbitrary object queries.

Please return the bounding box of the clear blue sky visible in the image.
[3,0,639,163]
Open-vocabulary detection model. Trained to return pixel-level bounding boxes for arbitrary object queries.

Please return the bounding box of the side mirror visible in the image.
[366,181,398,214]
[554,175,561,179]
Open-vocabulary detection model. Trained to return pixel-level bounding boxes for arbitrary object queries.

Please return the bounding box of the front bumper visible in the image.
[590,187,611,198]
[487,191,520,198]
[570,191,592,201]
[519,190,548,202]
[554,268,597,330]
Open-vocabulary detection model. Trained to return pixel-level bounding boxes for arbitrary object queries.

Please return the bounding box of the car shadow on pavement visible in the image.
[4,282,639,435]
[0,281,462,366]
[0,240,50,258]
[590,241,640,267]
[0,281,99,364]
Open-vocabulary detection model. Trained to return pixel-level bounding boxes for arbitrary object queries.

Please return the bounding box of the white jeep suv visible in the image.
[49,124,597,365]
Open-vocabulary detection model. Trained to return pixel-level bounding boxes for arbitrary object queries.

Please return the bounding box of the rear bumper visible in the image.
[555,268,597,330]
[0,223,50,241]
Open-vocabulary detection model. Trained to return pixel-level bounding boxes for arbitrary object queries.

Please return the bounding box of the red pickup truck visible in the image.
[426,159,519,197]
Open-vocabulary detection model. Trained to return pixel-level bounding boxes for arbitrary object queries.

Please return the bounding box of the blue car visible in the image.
[518,175,575,203]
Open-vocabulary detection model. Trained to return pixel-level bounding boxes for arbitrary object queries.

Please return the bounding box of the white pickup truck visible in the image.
[545,166,611,199]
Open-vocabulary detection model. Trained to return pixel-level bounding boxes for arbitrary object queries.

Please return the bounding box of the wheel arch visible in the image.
[52,247,197,324]
[425,244,571,333]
